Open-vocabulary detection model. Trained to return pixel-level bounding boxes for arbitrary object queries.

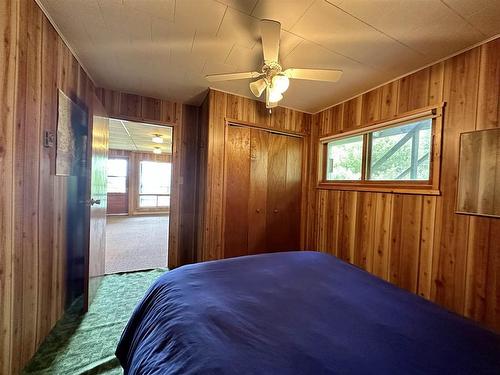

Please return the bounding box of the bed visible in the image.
[116,251,500,374]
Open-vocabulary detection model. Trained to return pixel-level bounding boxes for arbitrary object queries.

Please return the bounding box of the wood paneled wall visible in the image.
[95,88,181,126]
[307,38,500,331]
[95,88,200,268]
[0,1,96,373]
[0,0,19,372]
[179,105,200,265]
[198,90,311,261]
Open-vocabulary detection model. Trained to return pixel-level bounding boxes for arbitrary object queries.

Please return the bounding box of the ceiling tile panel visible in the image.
[278,30,303,61]
[175,0,226,35]
[123,0,175,22]
[251,0,315,30]
[335,0,486,58]
[216,7,261,49]
[216,0,258,14]
[191,35,234,67]
[225,44,263,71]
[443,0,500,36]
[292,0,426,72]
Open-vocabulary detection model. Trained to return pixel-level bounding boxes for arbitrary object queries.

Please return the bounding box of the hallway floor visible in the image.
[24,269,166,374]
[105,215,169,274]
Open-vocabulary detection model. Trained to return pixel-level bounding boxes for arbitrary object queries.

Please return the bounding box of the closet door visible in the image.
[224,126,251,258]
[266,133,302,251]
[283,136,302,250]
[223,125,302,258]
[266,133,289,250]
[248,129,269,254]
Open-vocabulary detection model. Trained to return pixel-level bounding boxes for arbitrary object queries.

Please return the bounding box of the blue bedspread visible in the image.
[116,251,500,374]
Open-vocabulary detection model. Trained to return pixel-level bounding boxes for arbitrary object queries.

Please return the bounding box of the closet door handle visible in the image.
[256,209,261,213]
[273,209,278,213]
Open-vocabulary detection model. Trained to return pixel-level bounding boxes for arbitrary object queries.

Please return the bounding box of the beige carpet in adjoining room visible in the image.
[105,215,169,274]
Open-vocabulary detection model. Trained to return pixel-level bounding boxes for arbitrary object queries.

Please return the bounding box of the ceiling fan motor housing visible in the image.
[262,62,282,80]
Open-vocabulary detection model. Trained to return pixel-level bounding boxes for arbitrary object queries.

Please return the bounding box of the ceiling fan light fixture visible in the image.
[152,134,163,144]
[205,19,343,111]
[267,100,279,109]
[268,86,283,103]
[153,146,162,155]
[249,78,267,97]
[272,74,289,93]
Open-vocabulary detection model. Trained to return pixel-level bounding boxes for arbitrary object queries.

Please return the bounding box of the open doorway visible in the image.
[105,118,173,274]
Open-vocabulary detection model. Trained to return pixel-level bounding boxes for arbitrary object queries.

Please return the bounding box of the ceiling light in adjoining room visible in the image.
[152,134,163,143]
[153,147,162,155]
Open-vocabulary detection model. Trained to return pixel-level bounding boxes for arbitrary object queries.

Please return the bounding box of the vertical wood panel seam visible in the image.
[31,5,43,348]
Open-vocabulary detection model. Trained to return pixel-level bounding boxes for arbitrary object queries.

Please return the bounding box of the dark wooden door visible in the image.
[248,129,269,254]
[224,126,251,258]
[266,133,289,250]
[268,134,302,251]
[84,96,109,310]
[224,125,302,258]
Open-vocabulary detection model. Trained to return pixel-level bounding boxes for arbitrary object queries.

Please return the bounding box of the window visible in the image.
[326,135,363,181]
[368,119,432,181]
[320,106,443,194]
[107,158,128,193]
[139,161,171,208]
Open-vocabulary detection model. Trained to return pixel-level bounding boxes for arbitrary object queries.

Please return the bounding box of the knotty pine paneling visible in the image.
[308,38,500,331]
[198,90,312,261]
[1,1,96,373]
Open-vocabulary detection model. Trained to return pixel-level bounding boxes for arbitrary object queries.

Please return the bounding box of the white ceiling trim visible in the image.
[34,0,96,87]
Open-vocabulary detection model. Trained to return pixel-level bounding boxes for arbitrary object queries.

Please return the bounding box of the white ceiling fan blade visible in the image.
[205,71,262,82]
[261,19,281,63]
[283,68,343,82]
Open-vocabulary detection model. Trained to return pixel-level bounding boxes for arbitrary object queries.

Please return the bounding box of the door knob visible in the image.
[90,198,101,206]
[273,209,278,213]
[256,209,261,213]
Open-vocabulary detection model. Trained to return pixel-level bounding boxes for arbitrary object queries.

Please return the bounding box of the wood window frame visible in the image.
[318,103,445,195]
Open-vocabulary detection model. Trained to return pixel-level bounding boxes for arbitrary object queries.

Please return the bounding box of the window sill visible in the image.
[317,182,440,196]
[132,208,170,215]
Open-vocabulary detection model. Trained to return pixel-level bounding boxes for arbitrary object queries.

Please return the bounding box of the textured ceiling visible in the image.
[39,0,500,113]
[109,119,173,153]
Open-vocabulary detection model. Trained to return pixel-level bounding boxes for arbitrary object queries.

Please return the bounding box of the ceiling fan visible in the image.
[205,19,343,109]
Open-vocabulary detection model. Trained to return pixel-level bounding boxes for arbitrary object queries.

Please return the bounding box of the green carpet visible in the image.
[24,269,166,375]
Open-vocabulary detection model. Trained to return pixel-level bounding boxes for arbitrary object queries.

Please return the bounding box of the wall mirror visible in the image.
[457,128,500,218]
